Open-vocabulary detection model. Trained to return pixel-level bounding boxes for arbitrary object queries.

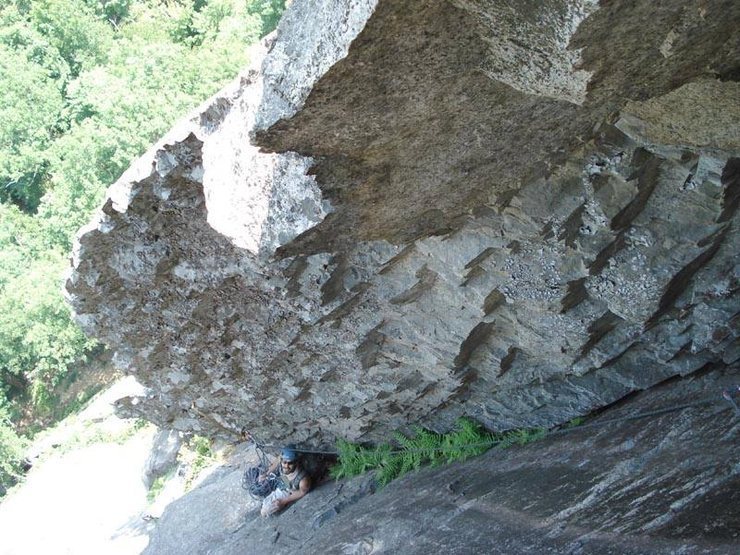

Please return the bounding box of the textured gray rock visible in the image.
[66,0,740,450]
[143,462,253,555]
[142,429,183,489]
[144,369,739,554]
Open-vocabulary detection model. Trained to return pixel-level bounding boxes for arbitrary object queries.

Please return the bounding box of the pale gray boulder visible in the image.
[142,430,183,490]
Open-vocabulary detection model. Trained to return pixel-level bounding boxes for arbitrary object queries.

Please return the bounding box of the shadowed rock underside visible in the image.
[66,0,739,452]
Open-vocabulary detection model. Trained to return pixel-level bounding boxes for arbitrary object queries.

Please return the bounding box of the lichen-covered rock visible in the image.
[66,0,740,448]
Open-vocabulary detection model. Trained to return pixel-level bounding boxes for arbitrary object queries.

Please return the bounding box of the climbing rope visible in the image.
[241,440,281,499]
[247,387,738,458]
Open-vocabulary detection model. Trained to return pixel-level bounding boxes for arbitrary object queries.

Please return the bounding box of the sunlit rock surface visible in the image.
[67,0,739,452]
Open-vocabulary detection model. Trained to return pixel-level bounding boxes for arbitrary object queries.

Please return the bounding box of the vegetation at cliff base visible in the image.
[0,405,27,493]
[0,0,286,494]
[331,419,546,487]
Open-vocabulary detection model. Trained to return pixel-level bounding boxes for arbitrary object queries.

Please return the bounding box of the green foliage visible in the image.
[0,204,98,414]
[190,434,212,457]
[439,416,495,462]
[247,0,286,37]
[493,427,547,448]
[0,0,287,427]
[331,440,384,481]
[83,0,133,27]
[0,250,98,411]
[0,43,62,211]
[0,402,27,494]
[183,434,215,490]
[27,0,112,77]
[564,416,584,428]
[0,205,50,283]
[330,419,547,487]
[35,417,152,461]
[0,4,72,82]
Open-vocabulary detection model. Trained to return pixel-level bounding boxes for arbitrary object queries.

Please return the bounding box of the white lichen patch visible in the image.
[453,0,599,104]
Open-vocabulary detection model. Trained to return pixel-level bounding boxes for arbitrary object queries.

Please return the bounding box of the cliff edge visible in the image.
[66,0,739,447]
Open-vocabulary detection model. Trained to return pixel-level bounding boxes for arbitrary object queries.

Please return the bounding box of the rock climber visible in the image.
[259,446,312,517]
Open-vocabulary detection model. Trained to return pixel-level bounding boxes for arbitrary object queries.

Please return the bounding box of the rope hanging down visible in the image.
[247,387,738,458]
[241,443,281,499]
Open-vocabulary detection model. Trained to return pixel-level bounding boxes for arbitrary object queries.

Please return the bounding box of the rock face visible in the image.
[144,369,739,554]
[66,0,740,448]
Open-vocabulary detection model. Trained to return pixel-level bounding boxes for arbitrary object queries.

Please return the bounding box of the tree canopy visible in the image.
[0,0,286,492]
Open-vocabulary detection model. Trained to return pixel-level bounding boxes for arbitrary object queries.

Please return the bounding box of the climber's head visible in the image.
[281,446,298,471]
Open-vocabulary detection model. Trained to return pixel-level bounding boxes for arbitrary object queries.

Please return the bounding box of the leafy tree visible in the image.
[0,0,287,431]
[0,0,114,212]
[0,401,27,494]
[0,2,71,82]
[37,2,261,249]
[83,0,133,28]
[0,251,97,410]
[0,205,51,289]
[26,0,112,77]
[0,39,64,212]
[247,0,286,37]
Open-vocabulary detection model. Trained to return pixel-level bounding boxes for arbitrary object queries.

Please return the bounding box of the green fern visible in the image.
[564,416,584,428]
[330,439,365,479]
[374,444,401,486]
[330,418,547,488]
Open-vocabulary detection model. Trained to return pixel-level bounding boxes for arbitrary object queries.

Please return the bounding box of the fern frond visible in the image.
[330,418,546,488]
